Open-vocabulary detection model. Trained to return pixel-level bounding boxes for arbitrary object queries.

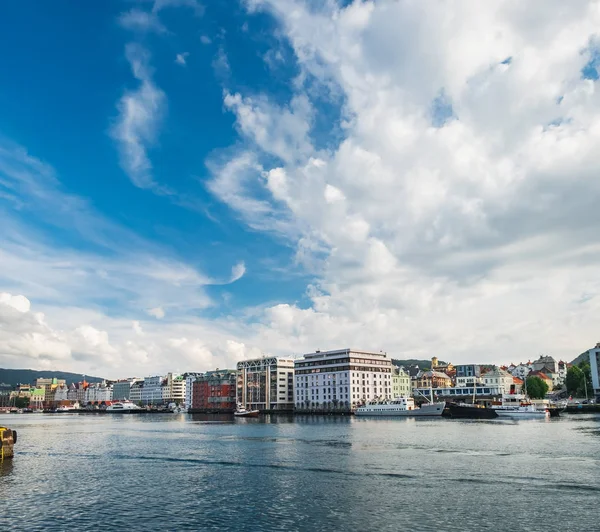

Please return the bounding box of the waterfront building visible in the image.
[412,384,503,405]
[589,344,600,400]
[237,357,294,411]
[191,370,237,411]
[130,381,143,403]
[392,366,411,397]
[161,373,186,404]
[35,377,66,406]
[0,383,11,408]
[53,384,69,404]
[30,386,45,409]
[141,376,164,405]
[294,348,393,411]
[557,360,567,387]
[85,382,113,404]
[481,367,514,395]
[455,364,481,387]
[415,370,452,389]
[112,378,142,401]
[185,373,202,409]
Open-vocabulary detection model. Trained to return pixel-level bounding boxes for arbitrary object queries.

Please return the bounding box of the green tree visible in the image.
[526,376,549,399]
[14,396,30,408]
[566,366,584,395]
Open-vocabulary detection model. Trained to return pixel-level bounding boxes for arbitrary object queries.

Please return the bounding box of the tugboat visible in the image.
[0,426,17,461]
[234,403,259,417]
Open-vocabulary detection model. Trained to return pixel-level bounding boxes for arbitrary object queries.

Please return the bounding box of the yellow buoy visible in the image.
[0,426,16,460]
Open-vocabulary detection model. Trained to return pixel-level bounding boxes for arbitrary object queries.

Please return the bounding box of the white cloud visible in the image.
[203,0,600,363]
[118,9,167,34]
[147,307,166,319]
[111,44,167,190]
[229,261,246,283]
[200,35,212,45]
[175,52,189,66]
[152,0,204,16]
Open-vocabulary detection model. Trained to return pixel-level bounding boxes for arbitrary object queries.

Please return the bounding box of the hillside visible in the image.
[391,359,432,369]
[0,368,104,387]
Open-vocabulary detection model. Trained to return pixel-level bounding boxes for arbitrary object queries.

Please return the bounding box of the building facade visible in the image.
[589,344,600,400]
[392,366,411,397]
[162,373,186,404]
[185,374,202,409]
[112,379,142,401]
[191,370,237,411]
[416,370,453,389]
[482,367,514,395]
[455,364,481,387]
[237,357,294,411]
[130,381,143,403]
[294,348,393,411]
[141,376,164,405]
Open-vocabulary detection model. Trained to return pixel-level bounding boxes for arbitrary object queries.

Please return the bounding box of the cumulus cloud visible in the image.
[111,44,167,190]
[229,261,246,283]
[205,0,600,363]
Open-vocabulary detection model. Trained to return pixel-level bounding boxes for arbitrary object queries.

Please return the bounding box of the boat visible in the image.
[0,426,17,461]
[491,394,550,418]
[443,402,498,419]
[56,403,80,412]
[355,396,446,417]
[106,401,142,413]
[234,403,259,417]
[169,403,188,413]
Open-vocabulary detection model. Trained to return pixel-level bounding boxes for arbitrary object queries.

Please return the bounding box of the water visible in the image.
[1,413,599,531]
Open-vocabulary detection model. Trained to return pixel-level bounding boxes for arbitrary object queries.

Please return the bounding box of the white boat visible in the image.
[355,396,446,417]
[106,401,142,413]
[234,403,259,417]
[56,403,80,412]
[491,394,549,418]
[169,403,188,413]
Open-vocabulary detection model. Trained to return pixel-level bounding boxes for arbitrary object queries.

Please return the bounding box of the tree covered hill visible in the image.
[0,368,104,387]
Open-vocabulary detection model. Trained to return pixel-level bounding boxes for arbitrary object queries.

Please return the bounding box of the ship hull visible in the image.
[355,402,445,417]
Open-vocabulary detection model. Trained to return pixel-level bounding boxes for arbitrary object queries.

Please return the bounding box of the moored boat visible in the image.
[234,403,259,417]
[491,394,549,418]
[355,397,446,417]
[106,401,142,413]
[443,402,498,419]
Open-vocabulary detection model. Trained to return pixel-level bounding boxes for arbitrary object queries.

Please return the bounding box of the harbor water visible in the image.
[1,413,599,531]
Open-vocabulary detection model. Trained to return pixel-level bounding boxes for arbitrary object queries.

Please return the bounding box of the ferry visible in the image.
[355,396,446,417]
[234,403,259,417]
[491,394,549,418]
[106,401,142,413]
[56,403,80,412]
[0,426,17,460]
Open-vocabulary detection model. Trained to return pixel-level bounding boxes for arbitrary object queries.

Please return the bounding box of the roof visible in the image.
[513,377,524,384]
[421,370,452,379]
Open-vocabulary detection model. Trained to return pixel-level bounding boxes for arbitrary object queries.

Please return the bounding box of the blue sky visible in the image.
[0,0,309,314]
[1,0,600,377]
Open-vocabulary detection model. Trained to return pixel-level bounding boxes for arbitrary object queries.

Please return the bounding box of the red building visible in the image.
[192,370,237,412]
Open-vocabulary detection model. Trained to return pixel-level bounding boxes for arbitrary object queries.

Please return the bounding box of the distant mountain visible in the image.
[0,368,104,387]
[391,359,432,370]
[570,351,591,367]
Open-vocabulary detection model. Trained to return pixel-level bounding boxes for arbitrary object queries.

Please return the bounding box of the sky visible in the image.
[1,0,600,378]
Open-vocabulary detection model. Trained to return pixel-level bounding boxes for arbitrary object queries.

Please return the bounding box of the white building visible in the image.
[85,382,113,403]
[482,367,514,395]
[237,357,295,411]
[141,376,164,404]
[53,385,69,403]
[185,374,202,409]
[589,344,600,400]
[294,348,393,411]
[162,373,185,404]
[508,363,531,381]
